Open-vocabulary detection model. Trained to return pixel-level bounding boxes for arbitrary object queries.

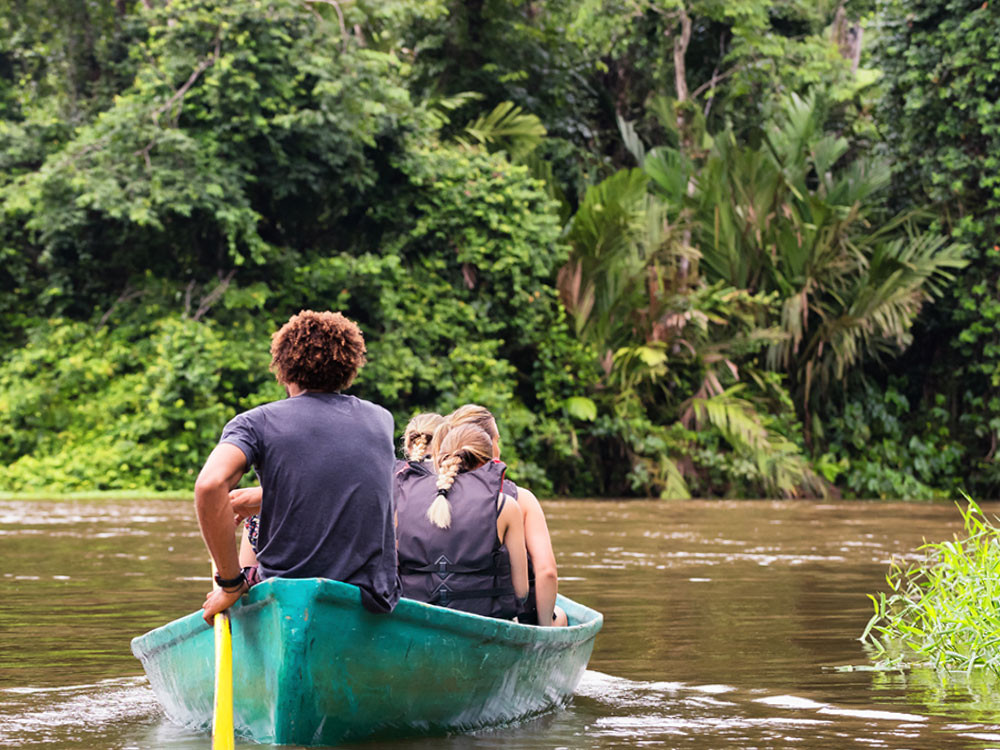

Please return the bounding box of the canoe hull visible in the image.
[131,578,602,746]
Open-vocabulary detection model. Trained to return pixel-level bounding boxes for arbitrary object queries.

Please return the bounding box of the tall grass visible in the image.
[862,498,1000,676]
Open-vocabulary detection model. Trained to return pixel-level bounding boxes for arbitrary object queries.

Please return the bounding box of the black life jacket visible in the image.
[395,458,432,479]
[396,460,519,620]
[393,459,432,510]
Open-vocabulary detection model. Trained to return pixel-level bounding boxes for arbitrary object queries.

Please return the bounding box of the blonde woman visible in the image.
[393,412,445,532]
[435,405,567,627]
[395,423,528,619]
[397,412,444,470]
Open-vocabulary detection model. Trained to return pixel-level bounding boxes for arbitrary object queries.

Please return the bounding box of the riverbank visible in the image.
[0,489,191,502]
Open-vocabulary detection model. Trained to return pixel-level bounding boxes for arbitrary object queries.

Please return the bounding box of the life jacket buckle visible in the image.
[435,554,451,578]
[436,582,452,605]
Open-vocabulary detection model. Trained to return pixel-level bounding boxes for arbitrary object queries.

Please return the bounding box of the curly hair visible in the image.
[269,310,367,392]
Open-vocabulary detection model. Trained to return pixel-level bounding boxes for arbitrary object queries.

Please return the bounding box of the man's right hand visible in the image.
[230,486,263,526]
[203,580,249,624]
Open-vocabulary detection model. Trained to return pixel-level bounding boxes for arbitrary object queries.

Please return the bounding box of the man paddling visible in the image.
[195,310,400,623]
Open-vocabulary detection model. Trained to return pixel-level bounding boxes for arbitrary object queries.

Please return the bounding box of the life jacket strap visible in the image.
[433,585,515,604]
[400,561,508,576]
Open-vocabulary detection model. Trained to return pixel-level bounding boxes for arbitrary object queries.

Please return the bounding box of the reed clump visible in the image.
[863,498,1000,676]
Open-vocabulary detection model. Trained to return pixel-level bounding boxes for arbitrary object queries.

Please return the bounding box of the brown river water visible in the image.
[3,498,1000,749]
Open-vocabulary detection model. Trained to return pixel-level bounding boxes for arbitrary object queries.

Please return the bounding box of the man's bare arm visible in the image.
[194,443,248,622]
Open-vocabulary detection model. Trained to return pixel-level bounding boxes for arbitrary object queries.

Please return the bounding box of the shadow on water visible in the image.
[4,498,1000,748]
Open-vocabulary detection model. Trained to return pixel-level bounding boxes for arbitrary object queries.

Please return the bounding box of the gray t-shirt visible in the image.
[220,392,400,613]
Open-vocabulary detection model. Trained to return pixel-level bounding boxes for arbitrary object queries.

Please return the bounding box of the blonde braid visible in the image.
[403,412,444,462]
[427,453,463,529]
[427,424,494,530]
[407,433,432,462]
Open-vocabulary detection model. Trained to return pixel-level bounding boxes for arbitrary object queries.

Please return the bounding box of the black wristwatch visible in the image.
[214,570,247,591]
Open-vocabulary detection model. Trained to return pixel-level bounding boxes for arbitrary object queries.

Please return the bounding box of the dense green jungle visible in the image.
[0,0,997,500]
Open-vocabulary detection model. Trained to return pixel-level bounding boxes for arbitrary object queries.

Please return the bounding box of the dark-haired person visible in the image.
[196,310,400,623]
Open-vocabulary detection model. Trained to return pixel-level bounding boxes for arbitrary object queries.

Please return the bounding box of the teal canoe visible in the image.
[131,578,603,746]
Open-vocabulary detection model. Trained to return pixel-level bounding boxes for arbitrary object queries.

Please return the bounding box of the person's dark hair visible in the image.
[269,310,366,392]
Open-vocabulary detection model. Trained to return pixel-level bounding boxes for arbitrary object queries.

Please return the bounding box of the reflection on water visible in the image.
[3,499,1000,749]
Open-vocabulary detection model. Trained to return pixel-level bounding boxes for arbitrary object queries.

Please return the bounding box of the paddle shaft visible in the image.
[212,566,235,750]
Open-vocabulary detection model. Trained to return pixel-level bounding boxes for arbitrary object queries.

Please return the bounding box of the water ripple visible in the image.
[0,677,161,746]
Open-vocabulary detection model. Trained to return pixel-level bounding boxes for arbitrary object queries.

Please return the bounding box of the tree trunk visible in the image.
[672,5,695,283]
[832,5,863,73]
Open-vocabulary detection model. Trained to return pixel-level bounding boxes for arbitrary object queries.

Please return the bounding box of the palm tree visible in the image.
[557,91,965,496]
[645,92,967,442]
[558,164,819,498]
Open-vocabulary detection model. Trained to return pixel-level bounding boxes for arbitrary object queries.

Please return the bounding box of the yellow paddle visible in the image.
[211,565,235,750]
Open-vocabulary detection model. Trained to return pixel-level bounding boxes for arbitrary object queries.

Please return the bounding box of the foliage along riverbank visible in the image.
[863,499,1000,676]
[0,490,190,502]
[0,0,997,499]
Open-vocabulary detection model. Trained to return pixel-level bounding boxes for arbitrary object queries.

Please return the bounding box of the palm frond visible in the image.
[687,387,823,497]
[462,101,546,159]
[688,387,769,452]
[424,91,484,131]
[617,113,646,166]
[560,169,653,347]
[802,233,967,388]
[659,457,692,500]
[521,150,571,225]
